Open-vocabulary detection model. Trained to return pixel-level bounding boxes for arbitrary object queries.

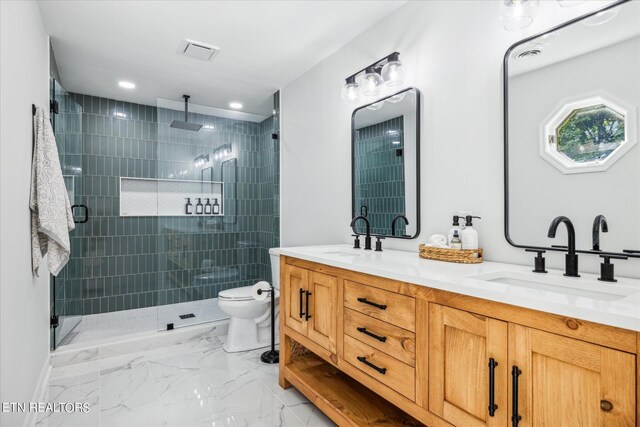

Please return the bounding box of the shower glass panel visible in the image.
[50,78,84,349]
[154,96,280,331]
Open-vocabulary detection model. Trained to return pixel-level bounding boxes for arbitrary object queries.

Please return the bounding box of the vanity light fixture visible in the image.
[341,52,406,105]
[194,154,210,169]
[498,0,539,31]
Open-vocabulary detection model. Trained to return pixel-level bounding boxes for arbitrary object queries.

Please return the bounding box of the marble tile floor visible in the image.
[58,298,229,348]
[37,334,335,427]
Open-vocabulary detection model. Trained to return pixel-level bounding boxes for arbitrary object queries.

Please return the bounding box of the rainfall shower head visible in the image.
[170,95,202,131]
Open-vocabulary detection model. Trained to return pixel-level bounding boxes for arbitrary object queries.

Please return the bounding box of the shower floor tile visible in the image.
[38,336,335,427]
[58,298,229,347]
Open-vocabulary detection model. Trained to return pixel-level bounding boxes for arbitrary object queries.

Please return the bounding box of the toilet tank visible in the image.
[270,253,280,289]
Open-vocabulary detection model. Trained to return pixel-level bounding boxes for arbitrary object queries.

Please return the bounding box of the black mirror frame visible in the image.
[503,0,639,258]
[351,87,421,239]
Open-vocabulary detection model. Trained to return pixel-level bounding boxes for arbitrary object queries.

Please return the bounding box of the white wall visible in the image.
[281,0,640,277]
[0,2,51,426]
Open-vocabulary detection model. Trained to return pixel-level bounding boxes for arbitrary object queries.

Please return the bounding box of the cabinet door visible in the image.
[283,265,308,336]
[429,304,508,427]
[307,271,338,353]
[509,324,636,427]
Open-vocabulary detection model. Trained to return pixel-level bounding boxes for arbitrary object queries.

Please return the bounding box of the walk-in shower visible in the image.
[50,81,280,349]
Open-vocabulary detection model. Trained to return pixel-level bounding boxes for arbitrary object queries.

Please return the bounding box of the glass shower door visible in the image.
[50,79,84,349]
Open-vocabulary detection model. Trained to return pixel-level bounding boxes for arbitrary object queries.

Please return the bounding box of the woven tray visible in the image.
[418,244,483,264]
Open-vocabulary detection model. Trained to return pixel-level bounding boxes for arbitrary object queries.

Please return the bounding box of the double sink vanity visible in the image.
[275,1,639,426]
[273,245,639,427]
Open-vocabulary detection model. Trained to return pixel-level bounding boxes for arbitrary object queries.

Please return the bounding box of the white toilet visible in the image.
[218,254,280,353]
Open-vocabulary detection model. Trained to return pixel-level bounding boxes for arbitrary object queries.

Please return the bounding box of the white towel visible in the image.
[30,107,75,276]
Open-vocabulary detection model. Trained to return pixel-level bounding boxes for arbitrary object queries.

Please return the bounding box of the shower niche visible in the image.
[120,177,224,217]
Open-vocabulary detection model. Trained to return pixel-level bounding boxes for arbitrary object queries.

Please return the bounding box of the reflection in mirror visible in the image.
[505,0,639,255]
[352,87,420,238]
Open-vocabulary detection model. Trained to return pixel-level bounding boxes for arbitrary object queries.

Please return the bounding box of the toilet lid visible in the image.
[218,286,254,301]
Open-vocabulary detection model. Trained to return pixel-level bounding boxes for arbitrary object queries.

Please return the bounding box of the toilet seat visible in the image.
[218,285,279,301]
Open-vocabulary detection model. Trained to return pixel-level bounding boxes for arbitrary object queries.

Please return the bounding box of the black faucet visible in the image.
[592,214,608,251]
[350,215,372,250]
[547,216,579,277]
[391,214,409,237]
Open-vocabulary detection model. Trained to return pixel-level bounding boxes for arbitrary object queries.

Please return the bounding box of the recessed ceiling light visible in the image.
[229,102,243,110]
[118,81,136,89]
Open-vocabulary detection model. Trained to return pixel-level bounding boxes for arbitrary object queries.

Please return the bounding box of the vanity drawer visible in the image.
[344,280,415,332]
[344,308,415,366]
[343,334,415,401]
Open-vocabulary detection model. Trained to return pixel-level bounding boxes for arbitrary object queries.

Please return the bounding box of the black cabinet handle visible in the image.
[511,366,522,427]
[298,288,305,318]
[488,358,498,416]
[357,297,387,310]
[305,290,312,321]
[71,204,89,224]
[357,327,387,342]
[357,356,386,375]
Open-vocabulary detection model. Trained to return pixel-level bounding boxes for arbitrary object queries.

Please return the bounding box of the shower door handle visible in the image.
[71,204,89,223]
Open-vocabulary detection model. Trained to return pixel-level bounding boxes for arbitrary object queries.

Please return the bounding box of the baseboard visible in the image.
[23,353,51,427]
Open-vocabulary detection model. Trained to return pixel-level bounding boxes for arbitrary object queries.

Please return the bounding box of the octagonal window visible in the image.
[556,104,624,163]
[541,93,637,174]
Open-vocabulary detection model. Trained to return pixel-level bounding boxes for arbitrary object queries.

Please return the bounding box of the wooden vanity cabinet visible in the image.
[428,304,508,427]
[282,264,338,354]
[279,256,639,427]
[509,324,636,427]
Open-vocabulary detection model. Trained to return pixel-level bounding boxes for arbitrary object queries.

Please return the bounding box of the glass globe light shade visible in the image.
[498,0,539,31]
[381,53,405,87]
[360,66,383,98]
[341,77,361,105]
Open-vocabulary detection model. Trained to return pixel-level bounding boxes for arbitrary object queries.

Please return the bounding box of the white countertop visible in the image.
[270,244,640,332]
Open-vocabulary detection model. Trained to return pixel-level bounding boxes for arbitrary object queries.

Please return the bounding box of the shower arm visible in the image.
[183,95,190,122]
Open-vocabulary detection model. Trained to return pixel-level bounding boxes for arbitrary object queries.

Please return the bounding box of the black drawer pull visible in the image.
[357,356,387,374]
[305,290,312,321]
[488,358,498,416]
[511,366,522,427]
[298,288,305,318]
[357,327,387,342]
[357,297,387,310]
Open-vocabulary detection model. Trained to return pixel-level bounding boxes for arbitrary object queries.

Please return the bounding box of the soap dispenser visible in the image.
[185,198,193,215]
[447,215,463,247]
[212,198,220,215]
[204,198,212,215]
[461,215,481,249]
[195,198,203,215]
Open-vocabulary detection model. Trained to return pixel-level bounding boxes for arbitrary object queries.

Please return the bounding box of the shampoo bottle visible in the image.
[212,198,220,215]
[204,198,212,215]
[461,215,481,250]
[185,198,193,215]
[195,198,203,215]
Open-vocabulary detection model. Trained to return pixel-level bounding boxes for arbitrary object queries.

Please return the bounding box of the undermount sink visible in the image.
[472,271,638,302]
[306,246,361,257]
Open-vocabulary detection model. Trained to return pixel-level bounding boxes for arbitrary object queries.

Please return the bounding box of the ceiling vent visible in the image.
[179,39,220,62]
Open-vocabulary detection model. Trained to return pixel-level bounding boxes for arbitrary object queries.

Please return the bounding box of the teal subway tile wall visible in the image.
[53,93,279,316]
[354,116,406,236]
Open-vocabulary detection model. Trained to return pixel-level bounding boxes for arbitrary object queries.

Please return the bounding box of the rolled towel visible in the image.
[427,234,447,246]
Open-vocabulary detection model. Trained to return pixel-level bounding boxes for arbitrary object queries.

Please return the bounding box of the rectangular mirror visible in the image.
[352,87,420,238]
[504,0,639,256]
